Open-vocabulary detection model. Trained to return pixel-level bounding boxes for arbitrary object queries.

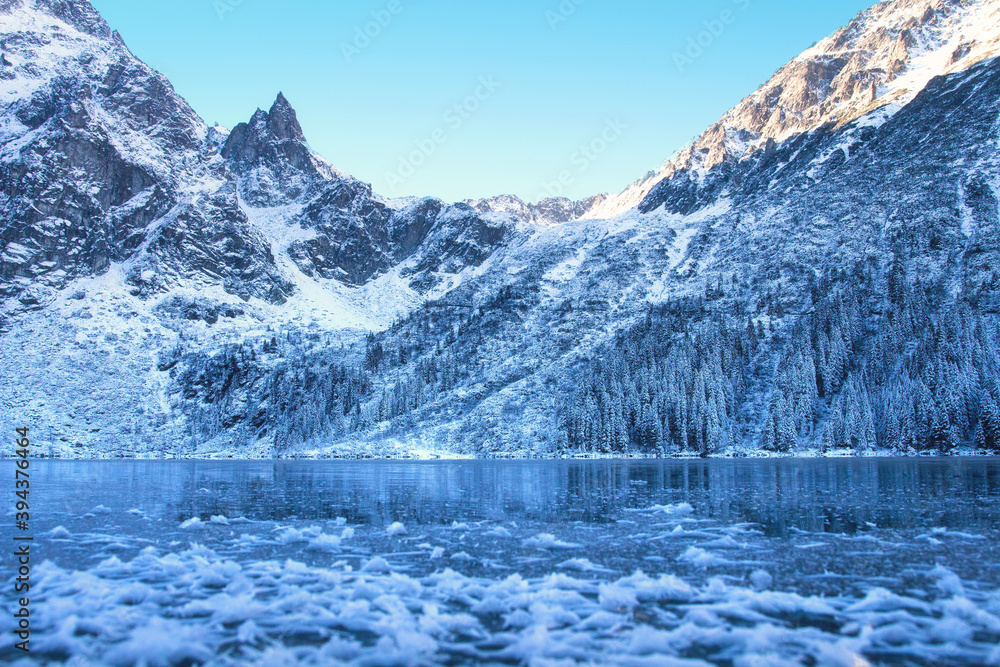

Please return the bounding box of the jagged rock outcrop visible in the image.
[221,92,337,207]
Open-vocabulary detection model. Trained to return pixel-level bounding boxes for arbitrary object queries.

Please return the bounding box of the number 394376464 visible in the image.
[15,427,30,529]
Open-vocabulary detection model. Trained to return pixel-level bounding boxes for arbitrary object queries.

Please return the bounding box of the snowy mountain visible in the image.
[0,0,294,315]
[0,0,514,324]
[1,0,999,458]
[586,0,1000,220]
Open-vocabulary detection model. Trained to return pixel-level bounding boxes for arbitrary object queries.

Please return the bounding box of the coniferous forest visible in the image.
[561,263,1000,456]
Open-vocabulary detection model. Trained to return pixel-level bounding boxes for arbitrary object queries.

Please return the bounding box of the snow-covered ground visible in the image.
[3,458,999,665]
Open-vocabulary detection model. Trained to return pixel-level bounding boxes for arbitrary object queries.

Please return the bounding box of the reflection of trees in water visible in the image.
[39,459,1000,534]
[702,459,1000,537]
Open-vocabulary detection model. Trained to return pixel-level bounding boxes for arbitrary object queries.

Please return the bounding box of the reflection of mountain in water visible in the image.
[15,457,1000,667]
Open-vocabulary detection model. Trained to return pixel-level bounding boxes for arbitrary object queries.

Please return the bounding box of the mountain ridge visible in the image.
[584,0,1000,220]
[1,0,999,458]
[0,0,518,328]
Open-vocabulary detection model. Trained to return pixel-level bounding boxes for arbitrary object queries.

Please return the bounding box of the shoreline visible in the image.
[3,450,998,462]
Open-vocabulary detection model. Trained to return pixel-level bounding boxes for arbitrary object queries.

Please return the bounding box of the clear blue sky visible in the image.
[89,0,877,203]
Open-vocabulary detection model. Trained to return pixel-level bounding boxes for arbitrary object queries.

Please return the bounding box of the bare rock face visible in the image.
[286,185,513,291]
[124,184,294,305]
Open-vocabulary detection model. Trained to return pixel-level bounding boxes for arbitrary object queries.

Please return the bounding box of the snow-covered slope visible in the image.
[321,52,1000,458]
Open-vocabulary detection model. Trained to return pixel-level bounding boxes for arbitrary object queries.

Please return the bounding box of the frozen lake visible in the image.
[3,458,1000,665]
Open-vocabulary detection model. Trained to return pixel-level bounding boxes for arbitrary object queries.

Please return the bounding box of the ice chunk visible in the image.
[928,616,974,643]
[627,626,681,657]
[523,533,582,549]
[104,618,213,665]
[234,534,262,547]
[930,565,965,597]
[557,558,608,573]
[576,610,627,631]
[749,570,773,591]
[540,573,594,592]
[497,624,564,662]
[808,644,872,667]
[306,533,343,551]
[617,571,694,602]
[362,556,392,573]
[639,502,695,518]
[701,535,743,549]
[275,525,322,544]
[236,619,265,644]
[386,522,407,536]
[678,546,727,568]
[845,588,931,614]
[599,583,639,612]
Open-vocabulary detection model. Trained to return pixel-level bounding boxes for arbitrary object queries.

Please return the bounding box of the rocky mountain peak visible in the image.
[267,92,306,143]
[221,93,323,206]
[223,93,309,159]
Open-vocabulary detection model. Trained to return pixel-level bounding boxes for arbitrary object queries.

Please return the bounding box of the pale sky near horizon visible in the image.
[88,0,878,203]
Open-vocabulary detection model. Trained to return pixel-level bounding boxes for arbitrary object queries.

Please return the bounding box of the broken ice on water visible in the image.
[2,458,999,666]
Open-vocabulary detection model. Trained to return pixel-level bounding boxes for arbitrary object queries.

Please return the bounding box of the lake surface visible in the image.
[2,458,999,665]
